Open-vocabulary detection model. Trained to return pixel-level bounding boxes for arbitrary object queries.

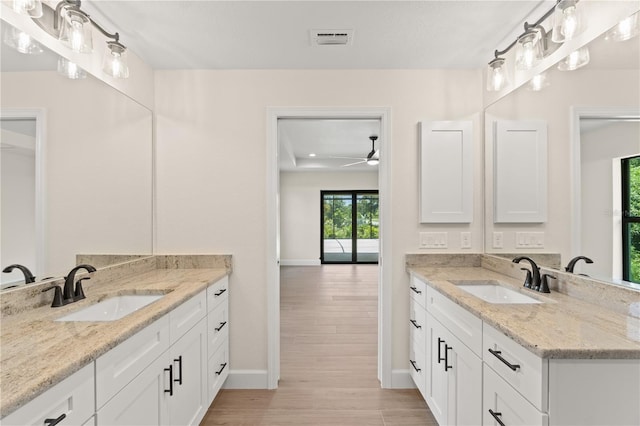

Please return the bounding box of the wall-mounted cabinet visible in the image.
[419,121,473,223]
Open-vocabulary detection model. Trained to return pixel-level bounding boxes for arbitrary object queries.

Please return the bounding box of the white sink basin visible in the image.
[452,281,542,304]
[56,295,164,322]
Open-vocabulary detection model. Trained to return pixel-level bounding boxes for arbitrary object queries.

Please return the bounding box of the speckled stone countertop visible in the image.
[0,265,228,418]
[409,266,640,360]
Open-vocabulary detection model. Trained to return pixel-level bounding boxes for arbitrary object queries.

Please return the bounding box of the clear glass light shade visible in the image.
[552,0,584,43]
[606,12,640,42]
[528,72,550,91]
[12,0,42,18]
[558,47,590,71]
[515,31,543,70]
[103,41,130,79]
[57,57,86,79]
[486,57,510,92]
[59,9,93,53]
[3,26,43,54]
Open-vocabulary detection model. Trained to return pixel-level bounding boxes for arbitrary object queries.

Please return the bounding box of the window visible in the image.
[622,155,640,283]
[321,190,379,264]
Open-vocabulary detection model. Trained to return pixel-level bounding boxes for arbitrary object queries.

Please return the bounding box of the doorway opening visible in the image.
[321,190,379,264]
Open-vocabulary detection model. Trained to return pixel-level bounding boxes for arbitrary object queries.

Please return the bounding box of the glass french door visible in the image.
[321,190,379,264]
[622,155,640,283]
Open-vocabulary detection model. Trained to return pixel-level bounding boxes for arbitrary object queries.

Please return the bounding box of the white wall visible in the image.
[485,69,640,265]
[1,72,153,279]
[580,120,640,278]
[154,69,484,375]
[280,171,378,265]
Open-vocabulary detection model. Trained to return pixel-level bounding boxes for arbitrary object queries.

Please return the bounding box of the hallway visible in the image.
[201,265,436,425]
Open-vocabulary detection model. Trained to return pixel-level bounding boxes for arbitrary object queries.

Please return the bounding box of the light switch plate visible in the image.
[420,232,448,248]
[492,232,504,249]
[515,232,545,248]
[460,232,472,249]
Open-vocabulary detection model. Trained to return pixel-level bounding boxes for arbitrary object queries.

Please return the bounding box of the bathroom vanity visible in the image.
[408,254,640,426]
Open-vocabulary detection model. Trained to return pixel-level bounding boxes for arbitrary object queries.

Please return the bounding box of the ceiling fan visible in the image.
[332,135,380,167]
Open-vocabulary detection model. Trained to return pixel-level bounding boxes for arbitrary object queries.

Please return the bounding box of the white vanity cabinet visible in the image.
[0,363,95,426]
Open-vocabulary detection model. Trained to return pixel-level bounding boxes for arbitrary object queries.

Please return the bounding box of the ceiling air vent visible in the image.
[310,29,353,46]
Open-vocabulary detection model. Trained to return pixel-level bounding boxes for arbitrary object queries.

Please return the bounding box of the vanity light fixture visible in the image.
[557,46,590,71]
[551,0,584,43]
[103,40,129,79]
[486,56,510,92]
[515,29,544,70]
[606,12,640,42]
[3,25,43,54]
[58,6,93,53]
[58,57,86,79]
[528,72,550,91]
[12,0,42,18]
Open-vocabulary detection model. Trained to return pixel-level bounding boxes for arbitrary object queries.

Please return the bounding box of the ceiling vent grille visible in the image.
[310,29,353,46]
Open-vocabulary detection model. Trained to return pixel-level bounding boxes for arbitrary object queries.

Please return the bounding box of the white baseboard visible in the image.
[391,369,416,389]
[222,369,269,389]
[280,259,321,266]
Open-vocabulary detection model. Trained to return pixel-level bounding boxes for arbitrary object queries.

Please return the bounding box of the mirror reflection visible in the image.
[0,20,153,289]
[485,20,640,288]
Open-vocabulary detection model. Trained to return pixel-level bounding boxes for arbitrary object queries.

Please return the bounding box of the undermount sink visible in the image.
[55,295,164,322]
[451,280,542,304]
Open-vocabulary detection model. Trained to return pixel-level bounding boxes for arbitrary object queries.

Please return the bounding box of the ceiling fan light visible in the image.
[12,0,42,18]
[3,26,43,54]
[366,158,379,166]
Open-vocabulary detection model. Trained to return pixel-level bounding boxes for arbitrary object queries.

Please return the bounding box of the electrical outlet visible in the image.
[492,232,503,249]
[461,232,472,249]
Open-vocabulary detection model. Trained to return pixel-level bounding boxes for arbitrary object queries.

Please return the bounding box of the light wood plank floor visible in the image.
[201,264,437,425]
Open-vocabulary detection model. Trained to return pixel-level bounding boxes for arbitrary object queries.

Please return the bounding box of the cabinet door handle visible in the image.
[409,359,421,372]
[174,355,183,385]
[214,288,227,297]
[488,409,506,426]
[409,286,422,295]
[215,321,227,331]
[164,365,174,396]
[44,414,66,426]
[444,344,452,371]
[488,348,520,371]
[409,319,421,329]
[215,362,228,375]
[437,338,445,364]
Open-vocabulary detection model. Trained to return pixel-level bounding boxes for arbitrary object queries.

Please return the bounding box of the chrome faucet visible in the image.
[63,264,96,302]
[2,264,36,284]
[565,256,593,273]
[512,256,541,290]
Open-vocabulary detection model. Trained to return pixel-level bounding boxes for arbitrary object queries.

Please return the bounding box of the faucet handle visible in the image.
[540,274,555,293]
[42,286,65,307]
[74,277,90,301]
[520,268,533,288]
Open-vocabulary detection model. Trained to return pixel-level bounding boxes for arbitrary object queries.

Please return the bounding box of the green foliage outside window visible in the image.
[323,195,379,240]
[627,157,640,283]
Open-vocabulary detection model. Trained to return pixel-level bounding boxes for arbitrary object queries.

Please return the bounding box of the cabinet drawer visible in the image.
[426,285,482,356]
[170,290,207,344]
[483,364,548,426]
[409,344,427,401]
[207,340,229,403]
[208,301,229,357]
[2,363,94,426]
[207,276,229,312]
[409,298,426,349]
[96,315,170,409]
[483,323,548,412]
[409,274,427,308]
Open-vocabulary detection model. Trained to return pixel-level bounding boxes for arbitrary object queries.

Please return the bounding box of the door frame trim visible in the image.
[266,106,392,389]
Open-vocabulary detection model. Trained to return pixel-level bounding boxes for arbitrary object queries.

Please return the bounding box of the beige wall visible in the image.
[280,171,379,264]
[154,69,484,373]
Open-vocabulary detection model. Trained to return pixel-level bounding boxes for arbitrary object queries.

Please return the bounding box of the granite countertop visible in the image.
[409,266,640,359]
[0,267,228,418]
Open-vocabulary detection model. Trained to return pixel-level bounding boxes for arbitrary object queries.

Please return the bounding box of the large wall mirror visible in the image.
[0,19,153,289]
[485,17,640,288]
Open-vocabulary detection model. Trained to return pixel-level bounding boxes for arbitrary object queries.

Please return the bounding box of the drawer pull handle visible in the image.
[409,286,422,295]
[409,359,421,372]
[214,288,227,297]
[444,344,452,371]
[174,355,183,385]
[215,362,228,375]
[488,348,520,371]
[488,409,506,426]
[164,365,174,396]
[437,338,445,364]
[215,321,228,331]
[409,319,421,329]
[44,414,66,426]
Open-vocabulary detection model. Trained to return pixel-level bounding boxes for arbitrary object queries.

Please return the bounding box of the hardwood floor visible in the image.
[201,264,437,425]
